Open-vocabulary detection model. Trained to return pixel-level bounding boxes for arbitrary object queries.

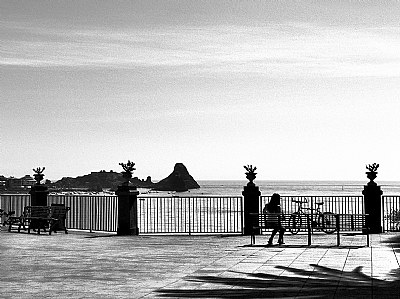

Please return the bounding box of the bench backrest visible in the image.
[24,206,52,218]
[338,214,368,231]
[251,212,312,231]
[262,213,283,228]
[50,205,70,220]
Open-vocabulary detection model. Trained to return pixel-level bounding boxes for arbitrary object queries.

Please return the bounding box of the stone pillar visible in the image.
[29,184,49,206]
[242,183,261,235]
[362,183,383,234]
[116,184,140,235]
[362,171,383,234]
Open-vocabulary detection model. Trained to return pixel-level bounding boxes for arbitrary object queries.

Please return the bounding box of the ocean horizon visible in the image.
[139,180,400,197]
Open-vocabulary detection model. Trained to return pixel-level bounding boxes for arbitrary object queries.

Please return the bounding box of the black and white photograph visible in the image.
[1,1,400,298]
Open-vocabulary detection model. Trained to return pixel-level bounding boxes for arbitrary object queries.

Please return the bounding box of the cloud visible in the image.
[2,21,400,77]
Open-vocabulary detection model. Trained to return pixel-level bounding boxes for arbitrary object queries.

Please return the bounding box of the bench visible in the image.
[336,214,370,246]
[250,213,311,245]
[249,213,369,246]
[7,205,70,235]
[50,204,70,234]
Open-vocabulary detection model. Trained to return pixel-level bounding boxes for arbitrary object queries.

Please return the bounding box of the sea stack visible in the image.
[153,163,200,192]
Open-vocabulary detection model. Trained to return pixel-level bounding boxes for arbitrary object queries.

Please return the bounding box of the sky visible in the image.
[1,0,400,182]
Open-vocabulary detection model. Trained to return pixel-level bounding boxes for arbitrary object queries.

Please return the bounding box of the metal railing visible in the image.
[138,196,243,234]
[0,194,243,234]
[0,194,31,216]
[383,195,400,232]
[48,195,118,232]
[260,195,364,215]
[1,194,399,233]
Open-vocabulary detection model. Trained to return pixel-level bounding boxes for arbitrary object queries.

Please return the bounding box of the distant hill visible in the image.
[51,163,200,192]
[52,171,155,191]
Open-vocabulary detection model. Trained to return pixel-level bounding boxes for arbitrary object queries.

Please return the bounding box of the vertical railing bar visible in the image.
[208,197,211,233]
[89,196,93,233]
[213,196,216,233]
[219,197,222,233]
[228,196,231,232]
[148,198,152,233]
[105,196,109,231]
[148,198,151,233]
[382,195,385,232]
[170,197,173,233]
[102,196,106,232]
[188,197,191,235]
[223,196,226,233]
[156,197,159,233]
[166,197,169,233]
[224,197,228,233]
[233,197,236,232]
[216,196,219,233]
[215,196,218,233]
[174,197,177,233]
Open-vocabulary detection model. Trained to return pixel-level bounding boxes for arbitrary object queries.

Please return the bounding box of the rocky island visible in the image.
[47,163,199,192]
[153,163,200,192]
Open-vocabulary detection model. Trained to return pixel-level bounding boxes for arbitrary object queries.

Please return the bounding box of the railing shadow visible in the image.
[157,264,400,298]
[241,244,366,249]
[383,234,400,253]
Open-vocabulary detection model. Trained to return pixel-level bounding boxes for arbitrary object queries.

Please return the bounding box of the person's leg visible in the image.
[278,226,286,244]
[268,228,278,244]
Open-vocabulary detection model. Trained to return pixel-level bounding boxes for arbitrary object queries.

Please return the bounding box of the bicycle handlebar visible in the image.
[291,198,326,206]
[291,198,308,204]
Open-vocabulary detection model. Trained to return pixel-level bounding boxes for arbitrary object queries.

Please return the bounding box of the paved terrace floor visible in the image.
[1,229,399,299]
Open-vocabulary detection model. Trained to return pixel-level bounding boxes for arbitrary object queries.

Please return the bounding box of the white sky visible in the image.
[1,1,400,181]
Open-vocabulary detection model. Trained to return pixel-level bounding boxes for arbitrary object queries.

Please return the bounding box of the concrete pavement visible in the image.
[0,229,399,298]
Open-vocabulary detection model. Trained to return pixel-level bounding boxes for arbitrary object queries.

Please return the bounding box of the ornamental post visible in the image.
[362,163,383,233]
[116,161,140,235]
[30,167,49,206]
[242,165,261,235]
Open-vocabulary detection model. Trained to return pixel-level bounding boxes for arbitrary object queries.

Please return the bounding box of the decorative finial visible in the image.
[365,163,379,185]
[119,160,136,185]
[244,165,257,186]
[366,163,379,172]
[33,167,45,184]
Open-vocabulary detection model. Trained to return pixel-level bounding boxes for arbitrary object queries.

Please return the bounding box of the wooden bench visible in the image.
[7,205,70,235]
[50,204,70,234]
[249,213,369,246]
[250,213,311,246]
[336,214,370,246]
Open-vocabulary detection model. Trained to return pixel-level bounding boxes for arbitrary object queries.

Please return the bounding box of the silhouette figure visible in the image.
[263,193,286,245]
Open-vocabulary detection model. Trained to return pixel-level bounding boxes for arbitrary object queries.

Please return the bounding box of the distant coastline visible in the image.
[2,180,400,197]
[138,180,400,197]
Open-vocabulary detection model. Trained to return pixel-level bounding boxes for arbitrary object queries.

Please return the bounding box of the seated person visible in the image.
[263,193,286,245]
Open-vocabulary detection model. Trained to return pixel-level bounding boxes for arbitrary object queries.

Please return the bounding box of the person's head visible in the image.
[269,193,281,206]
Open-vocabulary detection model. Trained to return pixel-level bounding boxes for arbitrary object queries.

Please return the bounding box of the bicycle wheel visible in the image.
[289,212,302,235]
[321,212,337,234]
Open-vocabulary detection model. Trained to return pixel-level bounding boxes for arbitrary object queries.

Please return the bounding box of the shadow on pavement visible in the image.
[241,244,367,249]
[383,234,400,253]
[157,264,400,298]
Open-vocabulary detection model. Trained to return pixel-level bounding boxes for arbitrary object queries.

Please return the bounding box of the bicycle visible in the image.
[0,209,15,230]
[288,198,337,234]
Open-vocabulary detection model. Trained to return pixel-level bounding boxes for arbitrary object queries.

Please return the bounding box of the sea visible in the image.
[138,180,400,197]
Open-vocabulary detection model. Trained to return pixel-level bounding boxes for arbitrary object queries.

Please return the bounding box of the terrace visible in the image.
[1,166,399,297]
[1,229,399,298]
